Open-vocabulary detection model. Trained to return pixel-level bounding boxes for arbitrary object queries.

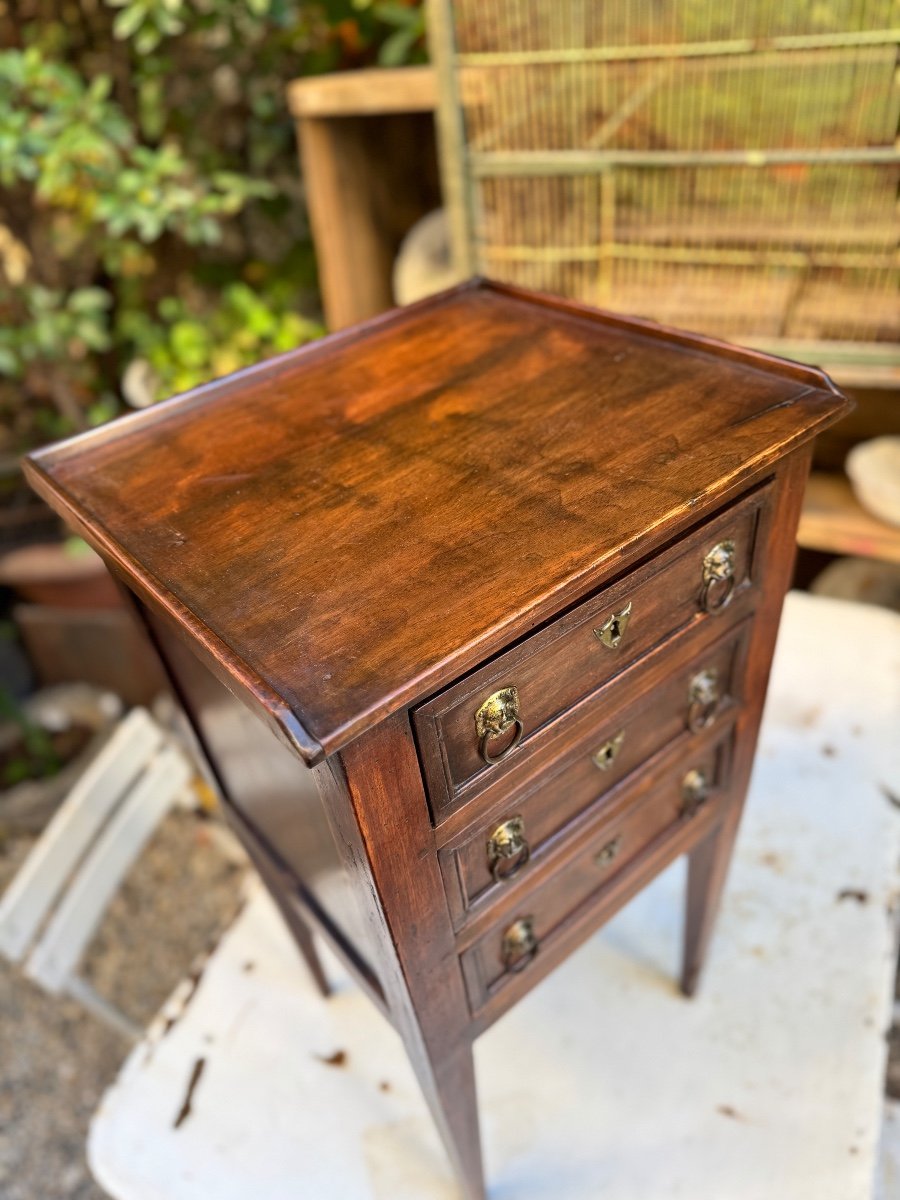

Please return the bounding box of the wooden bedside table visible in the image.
[24,280,851,1200]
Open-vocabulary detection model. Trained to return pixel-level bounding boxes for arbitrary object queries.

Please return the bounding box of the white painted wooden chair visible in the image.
[0,707,192,1038]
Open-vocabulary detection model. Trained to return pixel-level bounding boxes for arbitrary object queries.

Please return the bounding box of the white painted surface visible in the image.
[877,1100,900,1200]
[89,593,900,1200]
[25,744,190,994]
[0,708,162,962]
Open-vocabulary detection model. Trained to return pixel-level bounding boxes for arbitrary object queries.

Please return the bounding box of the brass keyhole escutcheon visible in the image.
[592,729,625,772]
[594,601,632,650]
[700,540,736,613]
[474,686,524,765]
[487,816,531,883]
[595,834,622,870]
[687,668,719,732]
[501,916,538,973]
[681,768,710,818]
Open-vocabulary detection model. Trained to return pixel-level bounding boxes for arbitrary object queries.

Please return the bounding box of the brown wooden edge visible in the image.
[286,66,437,119]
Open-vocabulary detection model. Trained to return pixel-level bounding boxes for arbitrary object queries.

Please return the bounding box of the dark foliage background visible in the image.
[0,0,426,462]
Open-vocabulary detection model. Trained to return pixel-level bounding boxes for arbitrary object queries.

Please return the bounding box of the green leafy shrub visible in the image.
[0,0,426,456]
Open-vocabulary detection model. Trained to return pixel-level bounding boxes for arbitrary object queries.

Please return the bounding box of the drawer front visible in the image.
[460,734,731,1013]
[415,483,769,819]
[440,620,748,926]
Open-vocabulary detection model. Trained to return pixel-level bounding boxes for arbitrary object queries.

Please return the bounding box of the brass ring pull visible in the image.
[687,668,719,733]
[487,817,531,883]
[480,718,524,765]
[700,540,736,615]
[501,917,538,973]
[681,768,710,818]
[491,839,530,882]
[700,573,735,614]
[475,687,524,766]
[687,697,717,732]
[595,834,622,870]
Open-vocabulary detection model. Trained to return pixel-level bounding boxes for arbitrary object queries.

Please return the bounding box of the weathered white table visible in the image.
[89,593,900,1200]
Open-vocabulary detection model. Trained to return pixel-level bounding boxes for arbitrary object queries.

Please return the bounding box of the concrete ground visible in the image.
[0,810,245,1200]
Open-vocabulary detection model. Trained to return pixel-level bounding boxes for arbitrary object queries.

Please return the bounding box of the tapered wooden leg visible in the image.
[683,448,815,998]
[284,904,332,998]
[409,1039,485,1200]
[329,713,487,1200]
[221,802,333,999]
[681,816,740,997]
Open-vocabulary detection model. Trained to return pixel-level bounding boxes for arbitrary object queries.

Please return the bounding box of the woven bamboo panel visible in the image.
[432,1,899,357]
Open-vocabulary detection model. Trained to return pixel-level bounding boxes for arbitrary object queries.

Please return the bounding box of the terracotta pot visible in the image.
[0,542,121,609]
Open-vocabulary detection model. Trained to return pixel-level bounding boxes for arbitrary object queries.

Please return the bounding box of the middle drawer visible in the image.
[458,729,733,1015]
[438,617,750,929]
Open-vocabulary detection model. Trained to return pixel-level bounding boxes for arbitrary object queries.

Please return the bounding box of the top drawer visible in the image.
[414,482,770,820]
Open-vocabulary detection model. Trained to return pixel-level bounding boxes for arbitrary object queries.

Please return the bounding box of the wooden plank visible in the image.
[798,472,900,564]
[24,744,190,993]
[287,67,440,331]
[0,709,163,962]
[286,66,436,118]
[296,109,439,330]
[296,115,396,328]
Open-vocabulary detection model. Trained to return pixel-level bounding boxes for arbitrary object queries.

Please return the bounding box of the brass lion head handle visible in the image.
[501,916,539,974]
[687,668,719,732]
[700,540,736,613]
[475,686,524,765]
[487,816,531,883]
[681,767,710,818]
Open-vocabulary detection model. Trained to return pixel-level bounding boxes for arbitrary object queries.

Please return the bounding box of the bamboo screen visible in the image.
[431,1,899,363]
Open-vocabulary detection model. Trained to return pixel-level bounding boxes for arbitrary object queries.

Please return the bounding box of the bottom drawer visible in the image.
[460,734,732,1013]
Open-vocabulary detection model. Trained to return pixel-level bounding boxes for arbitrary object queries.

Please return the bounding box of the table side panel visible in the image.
[142,604,382,990]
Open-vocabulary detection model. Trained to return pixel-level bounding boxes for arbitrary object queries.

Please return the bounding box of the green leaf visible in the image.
[170,319,210,368]
[68,286,113,313]
[112,3,147,41]
[0,346,21,376]
[373,2,419,27]
[64,536,93,557]
[378,24,419,66]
